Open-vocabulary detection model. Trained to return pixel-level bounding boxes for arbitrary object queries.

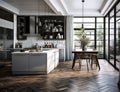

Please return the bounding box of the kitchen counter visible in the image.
[12,48,59,74]
[12,48,57,53]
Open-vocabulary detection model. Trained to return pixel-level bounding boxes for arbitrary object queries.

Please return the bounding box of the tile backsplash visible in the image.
[18,36,65,49]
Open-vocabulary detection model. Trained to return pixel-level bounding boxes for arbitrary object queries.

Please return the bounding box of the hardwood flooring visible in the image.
[0,59,119,92]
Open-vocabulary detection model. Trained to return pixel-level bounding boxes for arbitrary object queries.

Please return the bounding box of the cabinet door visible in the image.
[0,52,6,60]
[54,50,59,67]
[17,16,29,40]
[59,49,65,62]
[12,54,28,71]
[47,52,55,73]
[29,54,47,71]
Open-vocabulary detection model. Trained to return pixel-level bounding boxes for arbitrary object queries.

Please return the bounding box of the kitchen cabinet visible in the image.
[0,50,11,60]
[38,16,66,40]
[53,50,59,67]
[12,48,59,74]
[59,48,65,61]
[12,54,29,72]
[0,51,6,60]
[17,16,30,40]
[29,54,47,72]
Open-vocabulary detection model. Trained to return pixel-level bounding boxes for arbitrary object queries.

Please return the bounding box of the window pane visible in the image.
[84,23,95,28]
[97,18,103,22]
[97,24,103,29]
[84,18,95,22]
[73,18,82,22]
[73,24,82,28]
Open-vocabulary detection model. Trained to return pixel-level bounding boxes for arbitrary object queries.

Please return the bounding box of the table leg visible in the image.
[96,56,100,70]
[72,53,77,69]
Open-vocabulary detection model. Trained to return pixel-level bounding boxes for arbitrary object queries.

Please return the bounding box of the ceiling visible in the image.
[0,0,117,16]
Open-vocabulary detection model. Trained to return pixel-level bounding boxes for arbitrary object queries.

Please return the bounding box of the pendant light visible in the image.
[82,0,84,29]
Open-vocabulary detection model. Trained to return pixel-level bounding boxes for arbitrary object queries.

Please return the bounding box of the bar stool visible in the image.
[90,54,100,70]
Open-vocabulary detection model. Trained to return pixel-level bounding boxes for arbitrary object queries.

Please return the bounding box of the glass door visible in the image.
[116,3,120,70]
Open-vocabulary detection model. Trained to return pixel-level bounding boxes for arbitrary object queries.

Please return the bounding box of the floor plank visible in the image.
[0,59,119,92]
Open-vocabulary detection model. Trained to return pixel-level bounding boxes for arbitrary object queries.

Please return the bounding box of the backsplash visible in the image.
[18,36,65,49]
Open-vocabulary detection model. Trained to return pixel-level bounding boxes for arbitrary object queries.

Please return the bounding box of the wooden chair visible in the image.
[90,54,100,70]
[78,53,90,71]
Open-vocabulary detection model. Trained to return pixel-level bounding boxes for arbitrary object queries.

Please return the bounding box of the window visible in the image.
[73,17,104,58]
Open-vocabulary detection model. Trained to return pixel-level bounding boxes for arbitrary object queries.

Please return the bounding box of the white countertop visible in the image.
[12,48,58,54]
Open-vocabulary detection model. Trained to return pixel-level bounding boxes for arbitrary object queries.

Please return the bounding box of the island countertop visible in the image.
[12,48,58,54]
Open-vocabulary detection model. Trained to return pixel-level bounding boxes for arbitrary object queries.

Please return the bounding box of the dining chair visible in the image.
[78,53,90,71]
[90,54,100,70]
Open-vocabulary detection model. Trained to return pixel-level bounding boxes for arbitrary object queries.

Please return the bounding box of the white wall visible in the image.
[0,18,13,29]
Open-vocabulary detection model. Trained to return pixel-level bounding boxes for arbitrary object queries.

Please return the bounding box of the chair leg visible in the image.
[86,59,89,71]
[79,59,82,70]
[91,57,93,69]
[95,57,100,70]
[91,55,100,70]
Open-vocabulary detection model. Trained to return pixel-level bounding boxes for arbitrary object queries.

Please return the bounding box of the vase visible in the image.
[81,46,87,51]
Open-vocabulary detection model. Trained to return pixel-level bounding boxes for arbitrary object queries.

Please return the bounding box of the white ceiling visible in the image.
[64,0,104,10]
[0,0,117,16]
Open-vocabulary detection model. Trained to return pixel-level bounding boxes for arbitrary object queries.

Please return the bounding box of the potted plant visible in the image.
[80,33,89,51]
[76,28,90,51]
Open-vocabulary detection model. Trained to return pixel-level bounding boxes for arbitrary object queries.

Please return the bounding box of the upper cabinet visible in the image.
[38,16,66,40]
[17,16,66,40]
[17,16,30,40]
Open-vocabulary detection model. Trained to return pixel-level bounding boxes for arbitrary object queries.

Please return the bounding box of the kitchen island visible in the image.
[12,48,59,74]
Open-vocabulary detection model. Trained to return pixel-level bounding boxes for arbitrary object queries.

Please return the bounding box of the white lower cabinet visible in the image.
[54,50,59,67]
[12,54,29,72]
[12,49,59,74]
[29,53,47,74]
[47,51,55,73]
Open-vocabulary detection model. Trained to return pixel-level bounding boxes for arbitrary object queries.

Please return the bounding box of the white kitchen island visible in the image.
[12,48,59,74]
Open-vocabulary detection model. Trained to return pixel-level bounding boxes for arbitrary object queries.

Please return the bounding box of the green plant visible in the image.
[76,28,90,50]
[80,35,90,50]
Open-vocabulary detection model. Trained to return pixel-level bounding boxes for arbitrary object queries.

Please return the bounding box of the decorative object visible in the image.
[15,42,22,48]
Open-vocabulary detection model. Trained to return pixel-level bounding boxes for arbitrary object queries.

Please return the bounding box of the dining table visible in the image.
[72,49,100,70]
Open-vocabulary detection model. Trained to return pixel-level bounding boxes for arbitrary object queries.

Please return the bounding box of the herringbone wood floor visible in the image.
[0,59,119,92]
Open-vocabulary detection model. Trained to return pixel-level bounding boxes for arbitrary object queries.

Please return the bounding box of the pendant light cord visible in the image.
[82,0,84,28]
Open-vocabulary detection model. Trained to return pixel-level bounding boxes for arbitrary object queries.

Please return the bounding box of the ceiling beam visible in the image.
[44,0,68,15]
[100,0,117,16]
[44,0,62,15]
[60,0,69,15]
[0,0,19,14]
